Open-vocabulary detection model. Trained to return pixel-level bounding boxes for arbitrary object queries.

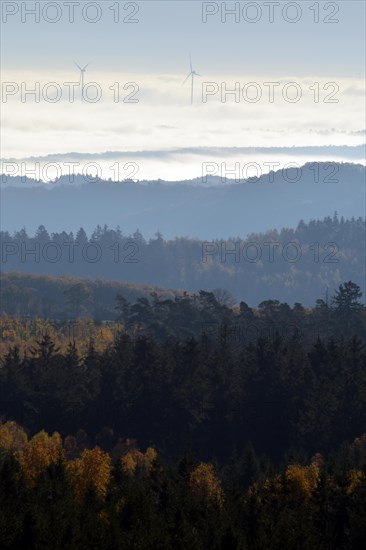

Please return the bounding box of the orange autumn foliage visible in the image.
[120,447,157,479]
[0,421,28,452]
[346,469,366,495]
[284,463,320,499]
[67,447,111,500]
[189,463,224,508]
[18,430,63,488]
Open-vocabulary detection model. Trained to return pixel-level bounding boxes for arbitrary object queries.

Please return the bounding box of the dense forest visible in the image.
[0,281,365,461]
[1,277,365,347]
[0,271,178,321]
[1,282,366,548]
[1,205,365,547]
[1,215,365,305]
[1,419,366,550]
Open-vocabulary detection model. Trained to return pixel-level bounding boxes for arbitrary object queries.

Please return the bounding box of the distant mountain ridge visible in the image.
[1,163,365,239]
[1,161,364,188]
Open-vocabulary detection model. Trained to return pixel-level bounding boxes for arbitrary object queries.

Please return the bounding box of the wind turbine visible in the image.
[74,61,90,100]
[183,54,201,105]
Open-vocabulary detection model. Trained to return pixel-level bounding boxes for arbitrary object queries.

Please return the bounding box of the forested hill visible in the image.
[1,162,364,238]
[1,273,365,348]
[1,215,365,305]
[0,272,179,320]
[1,331,366,548]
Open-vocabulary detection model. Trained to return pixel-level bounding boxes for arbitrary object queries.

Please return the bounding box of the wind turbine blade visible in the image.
[74,61,82,71]
[182,73,191,85]
[83,62,91,71]
[195,73,202,77]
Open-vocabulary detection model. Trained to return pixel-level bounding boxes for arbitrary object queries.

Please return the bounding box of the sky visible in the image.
[1,0,365,180]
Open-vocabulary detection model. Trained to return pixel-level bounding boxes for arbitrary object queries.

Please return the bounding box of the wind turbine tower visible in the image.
[74,61,90,101]
[183,55,201,105]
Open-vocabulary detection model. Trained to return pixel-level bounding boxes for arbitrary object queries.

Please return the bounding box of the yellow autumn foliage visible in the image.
[68,447,111,500]
[18,430,63,488]
[347,469,366,495]
[0,316,122,357]
[189,463,224,508]
[0,421,28,452]
[284,463,320,499]
[120,447,157,478]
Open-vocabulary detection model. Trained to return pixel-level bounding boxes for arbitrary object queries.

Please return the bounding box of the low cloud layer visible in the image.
[1,71,365,179]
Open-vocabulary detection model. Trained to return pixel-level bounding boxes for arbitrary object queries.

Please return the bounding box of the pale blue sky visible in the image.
[1,1,365,76]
